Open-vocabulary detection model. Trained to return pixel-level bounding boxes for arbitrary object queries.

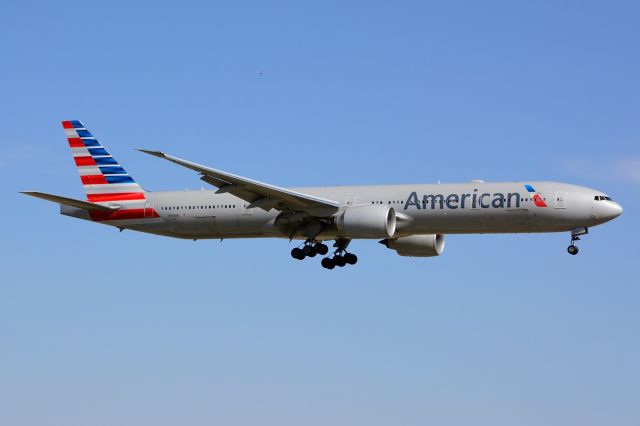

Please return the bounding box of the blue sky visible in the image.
[1,1,639,425]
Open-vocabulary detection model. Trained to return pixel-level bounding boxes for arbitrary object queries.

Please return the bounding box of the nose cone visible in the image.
[610,202,623,219]
[600,201,623,222]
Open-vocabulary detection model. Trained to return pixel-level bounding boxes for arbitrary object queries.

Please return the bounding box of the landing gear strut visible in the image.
[567,227,588,255]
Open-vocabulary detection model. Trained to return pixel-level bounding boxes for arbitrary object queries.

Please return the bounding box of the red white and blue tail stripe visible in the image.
[62,120,159,221]
[63,120,146,202]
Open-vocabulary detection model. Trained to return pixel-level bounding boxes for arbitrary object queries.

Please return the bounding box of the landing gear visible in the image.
[321,257,335,269]
[303,244,317,257]
[343,253,358,265]
[567,227,588,256]
[323,252,357,269]
[332,255,347,267]
[315,242,329,255]
[291,239,329,260]
[291,247,305,260]
[320,239,358,269]
[292,238,358,269]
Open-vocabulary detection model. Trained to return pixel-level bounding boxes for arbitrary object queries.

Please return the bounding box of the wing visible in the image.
[137,149,340,214]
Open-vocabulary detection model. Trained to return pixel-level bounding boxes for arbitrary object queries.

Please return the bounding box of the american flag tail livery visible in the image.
[62,120,159,221]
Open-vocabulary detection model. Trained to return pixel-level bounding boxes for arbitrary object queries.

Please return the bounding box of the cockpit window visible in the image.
[594,195,614,201]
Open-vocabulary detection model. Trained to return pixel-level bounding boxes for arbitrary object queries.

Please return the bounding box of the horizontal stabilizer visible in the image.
[21,191,119,212]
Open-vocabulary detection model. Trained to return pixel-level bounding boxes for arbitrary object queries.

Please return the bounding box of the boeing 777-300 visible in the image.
[22,121,623,269]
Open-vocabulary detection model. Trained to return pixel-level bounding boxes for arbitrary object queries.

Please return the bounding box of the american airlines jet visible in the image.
[23,121,623,269]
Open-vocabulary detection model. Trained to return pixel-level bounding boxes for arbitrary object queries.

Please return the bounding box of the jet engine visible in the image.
[335,205,396,238]
[380,234,445,257]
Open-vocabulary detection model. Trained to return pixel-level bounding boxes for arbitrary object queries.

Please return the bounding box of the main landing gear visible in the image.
[320,239,358,269]
[321,251,358,270]
[291,240,329,260]
[291,239,358,269]
[567,227,588,255]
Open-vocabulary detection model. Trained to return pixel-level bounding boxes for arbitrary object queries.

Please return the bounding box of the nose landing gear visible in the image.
[567,227,588,255]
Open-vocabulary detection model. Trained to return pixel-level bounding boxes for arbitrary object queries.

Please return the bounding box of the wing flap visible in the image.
[21,191,120,211]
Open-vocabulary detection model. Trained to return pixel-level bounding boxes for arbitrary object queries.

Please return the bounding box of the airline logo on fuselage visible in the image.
[524,184,548,207]
[403,184,548,210]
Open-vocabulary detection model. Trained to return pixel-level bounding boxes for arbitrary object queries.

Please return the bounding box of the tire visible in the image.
[315,243,329,256]
[291,248,305,260]
[321,257,335,269]
[303,245,316,257]
[333,255,346,267]
[567,245,579,255]
[344,253,358,265]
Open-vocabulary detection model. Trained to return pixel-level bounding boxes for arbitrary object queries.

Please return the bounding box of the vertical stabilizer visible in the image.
[62,120,146,202]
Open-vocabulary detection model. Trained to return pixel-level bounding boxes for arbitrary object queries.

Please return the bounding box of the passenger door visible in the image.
[555,191,567,209]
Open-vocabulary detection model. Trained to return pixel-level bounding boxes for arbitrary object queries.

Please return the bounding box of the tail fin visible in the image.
[62,120,146,202]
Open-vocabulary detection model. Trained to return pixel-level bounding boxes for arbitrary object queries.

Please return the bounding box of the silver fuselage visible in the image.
[62,181,622,240]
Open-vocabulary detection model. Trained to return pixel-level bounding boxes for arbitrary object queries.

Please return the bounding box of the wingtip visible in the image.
[137,148,166,158]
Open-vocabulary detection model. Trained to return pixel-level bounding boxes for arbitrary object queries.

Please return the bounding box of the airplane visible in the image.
[22,120,623,269]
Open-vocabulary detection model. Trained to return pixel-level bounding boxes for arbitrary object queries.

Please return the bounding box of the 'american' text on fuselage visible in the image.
[404,190,522,210]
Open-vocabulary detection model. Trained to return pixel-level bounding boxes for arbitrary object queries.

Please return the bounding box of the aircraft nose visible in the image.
[611,202,623,218]
[603,201,623,221]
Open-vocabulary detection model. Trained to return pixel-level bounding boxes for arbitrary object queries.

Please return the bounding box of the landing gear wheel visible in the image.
[567,228,587,256]
[303,245,317,257]
[321,257,335,269]
[291,247,305,260]
[333,255,347,267]
[315,243,329,256]
[343,253,358,265]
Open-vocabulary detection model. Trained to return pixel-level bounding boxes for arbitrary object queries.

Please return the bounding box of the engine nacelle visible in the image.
[381,234,445,257]
[335,205,396,238]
